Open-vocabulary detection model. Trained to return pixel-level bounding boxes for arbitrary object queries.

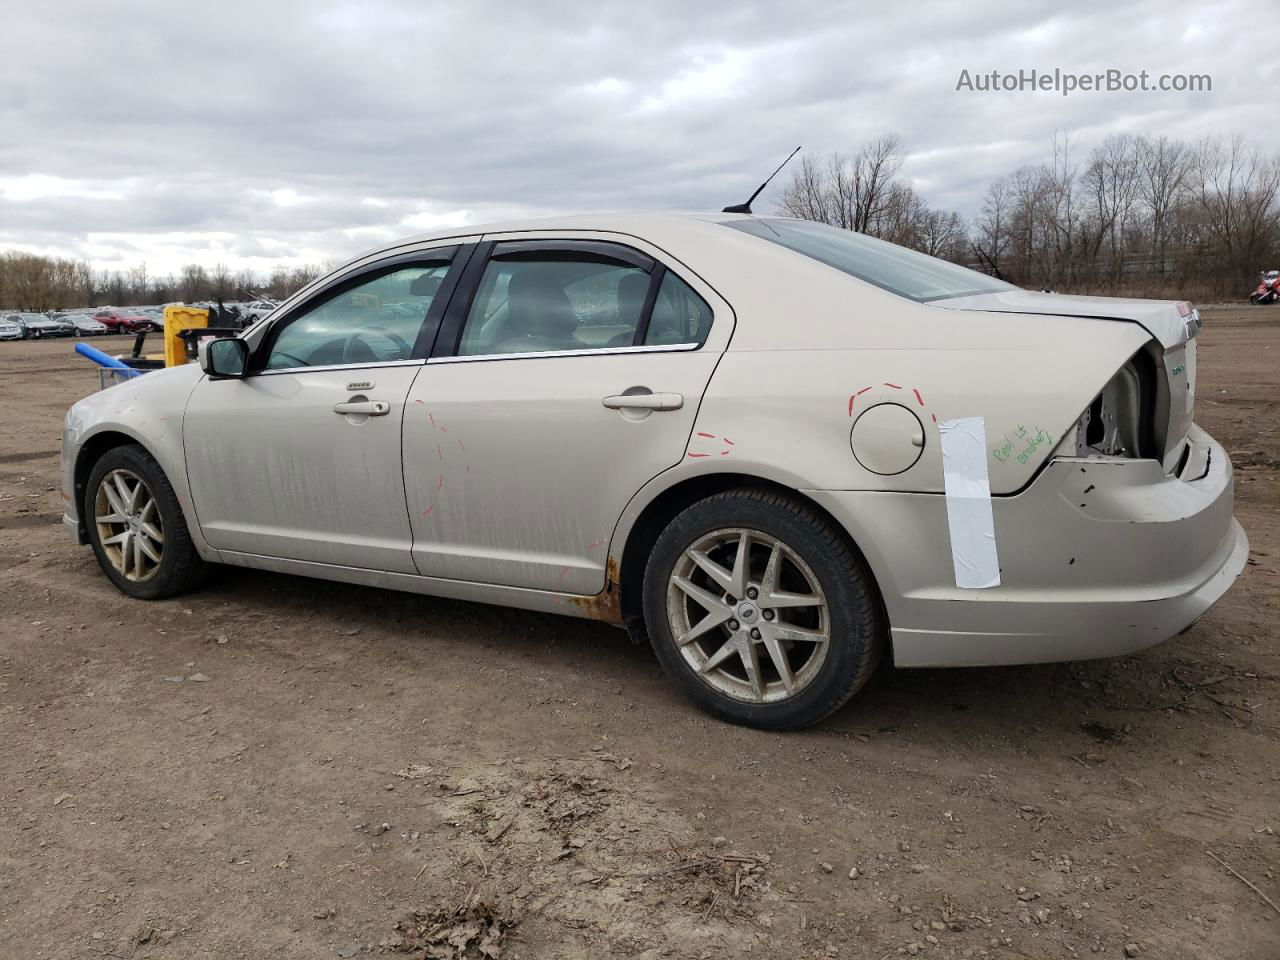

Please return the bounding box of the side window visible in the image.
[264,261,450,370]
[457,256,650,356]
[643,272,713,346]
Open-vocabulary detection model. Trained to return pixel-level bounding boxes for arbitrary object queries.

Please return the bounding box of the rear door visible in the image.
[403,237,732,594]
[183,244,467,572]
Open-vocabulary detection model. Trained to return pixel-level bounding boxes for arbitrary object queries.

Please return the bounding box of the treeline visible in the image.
[0,253,329,312]
[780,132,1280,300]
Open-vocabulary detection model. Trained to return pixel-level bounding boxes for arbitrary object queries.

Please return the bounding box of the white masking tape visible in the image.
[938,416,1001,589]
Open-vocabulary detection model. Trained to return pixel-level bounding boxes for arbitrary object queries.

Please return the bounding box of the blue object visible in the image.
[75,341,132,369]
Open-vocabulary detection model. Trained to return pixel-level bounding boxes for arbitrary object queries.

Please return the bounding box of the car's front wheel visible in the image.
[642,489,883,730]
[85,445,207,600]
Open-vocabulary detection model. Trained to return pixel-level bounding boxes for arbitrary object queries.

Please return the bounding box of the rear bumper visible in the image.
[808,424,1248,667]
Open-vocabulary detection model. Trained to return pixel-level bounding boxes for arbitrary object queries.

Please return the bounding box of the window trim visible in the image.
[488,239,655,271]
[426,342,701,365]
[248,245,465,375]
[633,264,667,346]
[255,358,427,378]
[431,239,711,361]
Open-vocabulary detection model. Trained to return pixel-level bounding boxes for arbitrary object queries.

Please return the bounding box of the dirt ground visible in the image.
[1,307,1277,960]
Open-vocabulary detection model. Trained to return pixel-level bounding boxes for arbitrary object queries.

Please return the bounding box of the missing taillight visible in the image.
[1075,352,1157,459]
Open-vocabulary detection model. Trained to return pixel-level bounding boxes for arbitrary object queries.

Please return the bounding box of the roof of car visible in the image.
[377,210,755,253]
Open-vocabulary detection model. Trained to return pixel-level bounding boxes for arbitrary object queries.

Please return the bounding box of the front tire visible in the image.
[85,445,207,600]
[642,489,883,730]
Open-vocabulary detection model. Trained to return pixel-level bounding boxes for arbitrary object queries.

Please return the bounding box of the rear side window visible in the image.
[724,218,1015,302]
[458,257,651,356]
[643,272,713,346]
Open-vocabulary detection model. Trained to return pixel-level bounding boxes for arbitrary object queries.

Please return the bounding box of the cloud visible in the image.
[0,0,1273,276]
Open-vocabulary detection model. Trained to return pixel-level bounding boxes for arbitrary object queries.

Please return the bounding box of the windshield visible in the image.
[724,218,1015,303]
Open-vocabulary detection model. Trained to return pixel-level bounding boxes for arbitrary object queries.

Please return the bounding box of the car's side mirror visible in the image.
[198,337,249,379]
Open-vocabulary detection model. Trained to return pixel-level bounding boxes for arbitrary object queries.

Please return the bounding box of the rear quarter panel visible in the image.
[688,313,1151,495]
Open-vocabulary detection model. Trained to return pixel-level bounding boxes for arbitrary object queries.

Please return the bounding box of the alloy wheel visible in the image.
[94,468,164,582]
[666,527,830,703]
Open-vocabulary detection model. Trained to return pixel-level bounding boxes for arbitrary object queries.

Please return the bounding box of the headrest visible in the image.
[507,269,577,337]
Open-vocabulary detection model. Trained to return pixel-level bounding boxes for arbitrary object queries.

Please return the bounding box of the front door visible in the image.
[183,249,461,572]
[403,239,729,594]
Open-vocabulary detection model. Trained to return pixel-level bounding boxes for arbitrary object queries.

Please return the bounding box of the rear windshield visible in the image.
[723,218,1015,303]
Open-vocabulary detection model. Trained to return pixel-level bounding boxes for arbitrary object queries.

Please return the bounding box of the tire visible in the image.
[642,488,883,730]
[85,444,208,600]
[32,329,42,339]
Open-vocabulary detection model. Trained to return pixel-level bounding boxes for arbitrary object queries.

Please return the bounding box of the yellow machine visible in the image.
[161,306,214,367]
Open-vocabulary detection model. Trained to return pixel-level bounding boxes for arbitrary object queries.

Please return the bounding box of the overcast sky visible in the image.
[2,0,1275,277]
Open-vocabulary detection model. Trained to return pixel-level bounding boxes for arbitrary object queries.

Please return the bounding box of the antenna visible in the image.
[722,145,802,214]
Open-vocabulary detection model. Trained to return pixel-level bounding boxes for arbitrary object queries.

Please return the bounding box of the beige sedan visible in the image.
[61,214,1247,728]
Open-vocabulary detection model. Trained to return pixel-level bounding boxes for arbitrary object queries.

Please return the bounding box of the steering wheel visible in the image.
[341,325,412,364]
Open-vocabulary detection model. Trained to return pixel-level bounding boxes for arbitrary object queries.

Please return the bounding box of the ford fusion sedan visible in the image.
[60,213,1247,729]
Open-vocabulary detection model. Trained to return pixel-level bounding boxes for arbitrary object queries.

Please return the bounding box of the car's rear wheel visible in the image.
[642,489,883,730]
[86,445,207,600]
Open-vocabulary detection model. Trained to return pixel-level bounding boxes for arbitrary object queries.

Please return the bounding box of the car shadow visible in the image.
[202,564,1221,751]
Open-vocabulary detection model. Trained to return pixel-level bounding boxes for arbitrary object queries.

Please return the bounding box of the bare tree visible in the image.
[918,209,966,259]
[1192,135,1280,280]
[128,262,150,303]
[233,267,259,298]
[1136,136,1192,272]
[974,176,1012,277]
[210,262,232,300]
[1082,134,1141,280]
[180,264,209,302]
[777,155,834,224]
[778,135,911,237]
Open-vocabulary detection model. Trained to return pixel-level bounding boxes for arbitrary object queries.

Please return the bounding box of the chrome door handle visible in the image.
[602,392,683,411]
[333,400,390,416]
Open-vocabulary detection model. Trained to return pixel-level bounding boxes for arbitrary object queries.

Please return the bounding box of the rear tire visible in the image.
[85,445,207,600]
[642,488,883,730]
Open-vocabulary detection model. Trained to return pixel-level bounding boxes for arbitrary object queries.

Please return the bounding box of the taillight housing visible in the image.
[1073,349,1159,459]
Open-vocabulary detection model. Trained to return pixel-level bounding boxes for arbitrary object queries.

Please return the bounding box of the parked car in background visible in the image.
[68,313,109,336]
[240,299,278,323]
[6,312,73,338]
[46,313,78,336]
[0,316,24,340]
[93,308,154,334]
[59,213,1247,730]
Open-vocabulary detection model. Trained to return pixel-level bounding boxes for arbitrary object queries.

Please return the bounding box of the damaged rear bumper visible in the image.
[808,424,1248,667]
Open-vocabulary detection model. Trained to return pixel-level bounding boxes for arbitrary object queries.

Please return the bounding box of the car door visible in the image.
[403,237,732,594]
[183,245,466,573]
